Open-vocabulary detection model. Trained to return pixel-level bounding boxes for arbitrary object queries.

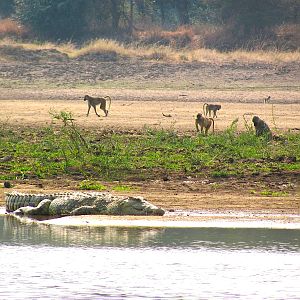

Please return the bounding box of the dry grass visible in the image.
[135,26,194,48]
[69,39,134,58]
[0,37,74,53]
[275,23,300,50]
[0,37,299,64]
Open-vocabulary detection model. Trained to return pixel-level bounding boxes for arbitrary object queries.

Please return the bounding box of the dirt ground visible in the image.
[0,52,299,223]
[0,98,299,132]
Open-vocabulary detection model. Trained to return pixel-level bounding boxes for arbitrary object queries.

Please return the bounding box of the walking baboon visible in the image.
[263,96,271,103]
[195,113,214,135]
[252,116,272,139]
[203,103,221,118]
[84,94,111,117]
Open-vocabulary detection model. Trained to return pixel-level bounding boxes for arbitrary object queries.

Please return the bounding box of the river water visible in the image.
[1,215,300,299]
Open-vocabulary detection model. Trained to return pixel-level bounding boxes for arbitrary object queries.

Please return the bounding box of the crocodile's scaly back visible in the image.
[5,191,165,217]
[5,191,71,212]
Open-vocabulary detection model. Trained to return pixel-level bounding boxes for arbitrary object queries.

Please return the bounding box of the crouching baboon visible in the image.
[203,103,221,118]
[252,116,272,139]
[263,96,271,104]
[195,113,214,135]
[84,94,112,117]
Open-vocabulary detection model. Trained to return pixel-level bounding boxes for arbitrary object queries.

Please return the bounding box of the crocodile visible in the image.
[5,191,165,217]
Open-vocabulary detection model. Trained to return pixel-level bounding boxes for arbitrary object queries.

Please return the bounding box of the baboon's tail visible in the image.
[105,96,112,111]
[210,118,215,133]
[203,103,208,115]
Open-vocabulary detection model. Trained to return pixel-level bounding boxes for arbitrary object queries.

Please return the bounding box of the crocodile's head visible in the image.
[107,196,165,216]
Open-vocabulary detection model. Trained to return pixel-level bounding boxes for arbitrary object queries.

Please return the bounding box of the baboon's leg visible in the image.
[201,125,204,134]
[100,102,108,116]
[100,107,108,116]
[93,105,100,117]
[87,104,91,116]
[206,122,212,135]
[208,110,211,117]
[213,110,217,118]
[195,120,199,132]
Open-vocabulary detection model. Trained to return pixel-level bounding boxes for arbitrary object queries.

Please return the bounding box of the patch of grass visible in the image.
[260,190,289,197]
[0,114,299,182]
[211,170,230,178]
[1,38,299,64]
[112,185,136,192]
[78,180,107,191]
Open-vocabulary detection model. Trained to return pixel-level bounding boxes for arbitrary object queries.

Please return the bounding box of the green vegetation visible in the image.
[0,112,299,183]
[112,185,136,192]
[78,180,107,191]
[260,190,289,197]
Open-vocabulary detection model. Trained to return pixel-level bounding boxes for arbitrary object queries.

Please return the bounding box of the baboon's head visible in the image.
[252,116,260,126]
[216,105,221,110]
[83,95,89,101]
[196,113,203,120]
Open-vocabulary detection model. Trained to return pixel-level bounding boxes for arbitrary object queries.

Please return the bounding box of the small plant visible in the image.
[49,110,89,170]
[243,113,254,133]
[226,118,239,134]
[211,170,230,178]
[113,185,136,192]
[271,104,278,130]
[260,190,289,197]
[209,182,221,190]
[79,180,107,191]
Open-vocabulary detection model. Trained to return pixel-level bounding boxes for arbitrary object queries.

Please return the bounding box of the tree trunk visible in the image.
[128,0,134,35]
[175,0,190,25]
[157,0,166,25]
[111,0,121,33]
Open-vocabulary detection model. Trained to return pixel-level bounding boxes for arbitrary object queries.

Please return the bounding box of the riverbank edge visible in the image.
[1,208,300,229]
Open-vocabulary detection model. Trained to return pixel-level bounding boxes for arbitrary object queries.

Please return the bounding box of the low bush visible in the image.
[135,26,194,48]
[0,18,28,39]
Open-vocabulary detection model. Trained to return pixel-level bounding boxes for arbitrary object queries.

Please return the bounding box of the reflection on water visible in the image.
[2,215,300,251]
[1,215,300,300]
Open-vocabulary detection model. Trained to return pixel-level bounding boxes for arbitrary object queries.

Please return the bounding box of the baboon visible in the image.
[263,96,271,103]
[84,94,112,117]
[195,113,214,135]
[203,103,221,118]
[252,116,272,139]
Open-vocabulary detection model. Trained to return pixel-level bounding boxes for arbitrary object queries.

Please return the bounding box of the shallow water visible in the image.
[1,215,300,299]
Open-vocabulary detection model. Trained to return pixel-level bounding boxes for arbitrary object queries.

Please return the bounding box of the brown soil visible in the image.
[0,50,299,223]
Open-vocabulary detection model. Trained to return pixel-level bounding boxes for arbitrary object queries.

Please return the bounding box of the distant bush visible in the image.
[275,24,300,51]
[134,23,300,51]
[135,26,194,48]
[197,23,300,51]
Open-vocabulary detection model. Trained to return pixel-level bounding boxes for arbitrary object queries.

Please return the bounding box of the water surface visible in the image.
[1,215,300,299]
